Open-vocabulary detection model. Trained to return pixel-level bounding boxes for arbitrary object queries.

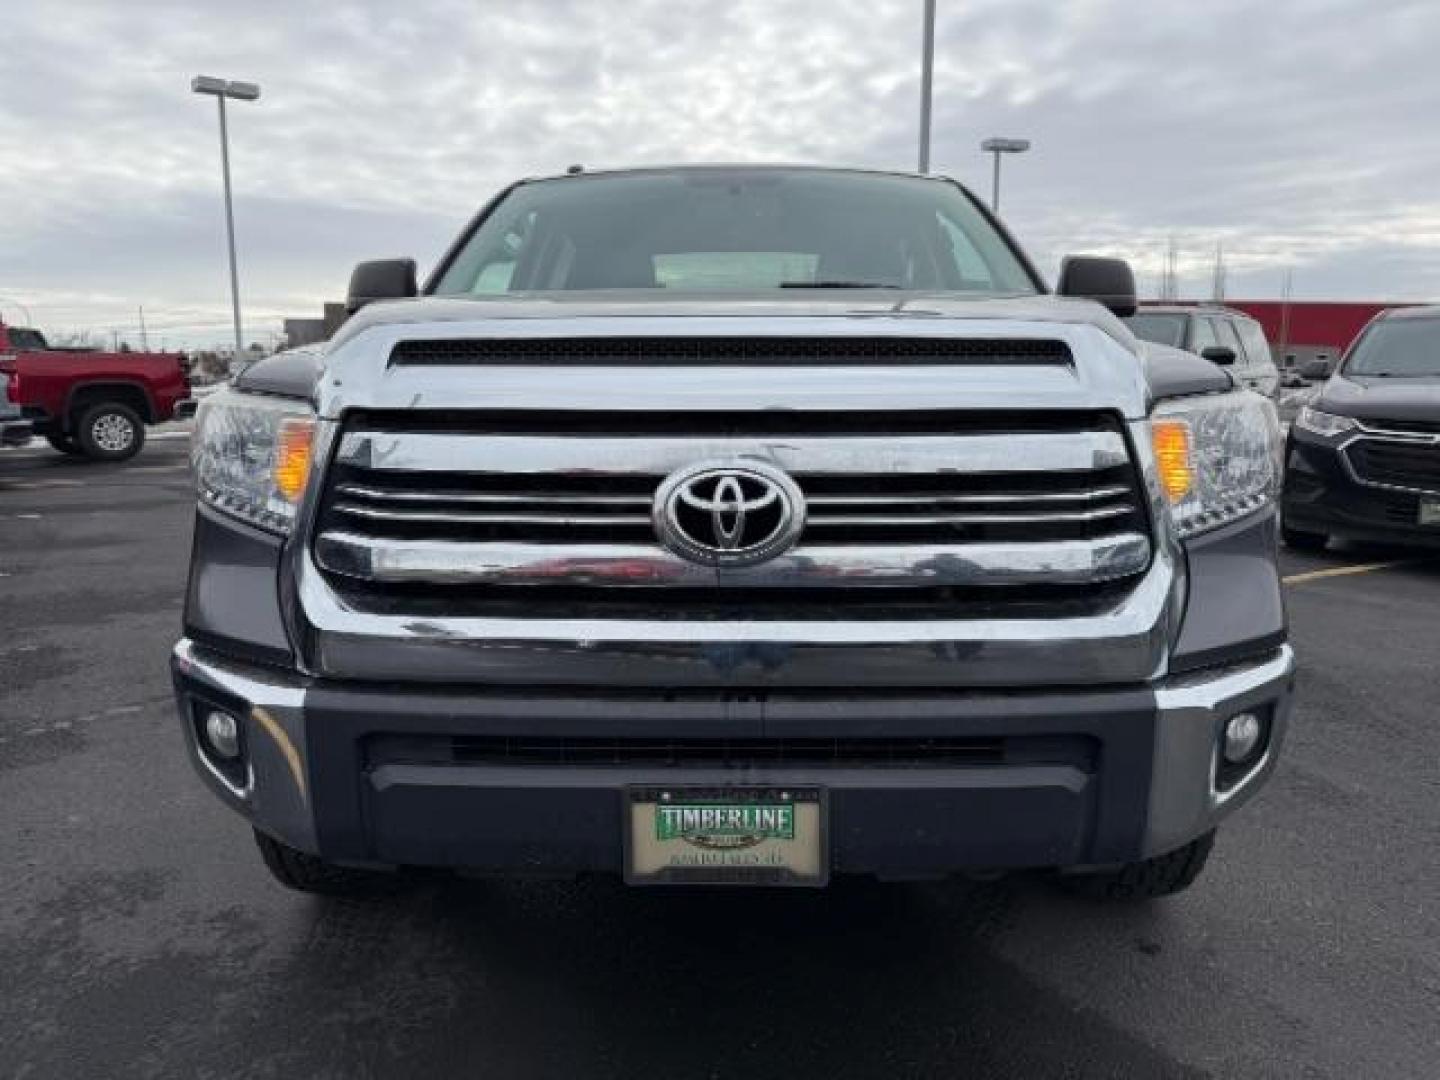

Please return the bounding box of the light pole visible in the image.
[980,137,1031,213]
[918,0,936,173]
[191,75,260,359]
[0,297,33,326]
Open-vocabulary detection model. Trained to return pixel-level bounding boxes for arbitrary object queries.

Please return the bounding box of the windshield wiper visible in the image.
[778,281,901,289]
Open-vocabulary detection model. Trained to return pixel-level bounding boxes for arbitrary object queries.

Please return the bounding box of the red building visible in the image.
[1222,301,1413,361]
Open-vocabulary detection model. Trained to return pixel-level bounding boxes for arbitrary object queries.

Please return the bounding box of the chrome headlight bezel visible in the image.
[191,387,317,535]
[1149,390,1283,540]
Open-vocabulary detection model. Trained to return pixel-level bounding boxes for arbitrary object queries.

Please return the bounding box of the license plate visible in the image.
[1420,499,1440,526]
[625,786,827,886]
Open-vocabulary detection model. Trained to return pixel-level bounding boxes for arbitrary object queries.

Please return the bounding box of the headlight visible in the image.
[1294,406,1358,438]
[1149,392,1281,539]
[192,388,317,534]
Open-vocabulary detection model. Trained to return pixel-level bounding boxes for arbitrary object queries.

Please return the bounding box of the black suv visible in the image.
[1282,306,1440,550]
[1128,306,1280,398]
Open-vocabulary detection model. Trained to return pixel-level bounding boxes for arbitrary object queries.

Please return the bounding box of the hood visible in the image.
[329,290,1138,351]
[1135,341,1233,400]
[232,344,325,399]
[1315,374,1440,423]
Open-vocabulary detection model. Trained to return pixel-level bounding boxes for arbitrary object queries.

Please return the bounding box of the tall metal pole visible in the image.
[216,94,244,357]
[0,297,33,325]
[990,150,1001,212]
[918,0,936,173]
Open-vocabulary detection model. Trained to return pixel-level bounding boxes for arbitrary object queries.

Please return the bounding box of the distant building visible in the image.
[283,317,326,348]
[284,301,350,349]
[1224,301,1420,369]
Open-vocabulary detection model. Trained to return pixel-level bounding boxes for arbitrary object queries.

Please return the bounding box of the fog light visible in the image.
[204,710,241,760]
[1222,712,1263,764]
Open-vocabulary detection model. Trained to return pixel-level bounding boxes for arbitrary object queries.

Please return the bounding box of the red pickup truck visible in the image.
[0,322,192,461]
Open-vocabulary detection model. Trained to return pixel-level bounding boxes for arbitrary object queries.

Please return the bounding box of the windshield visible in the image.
[1125,313,1187,349]
[432,169,1038,295]
[1344,317,1440,377]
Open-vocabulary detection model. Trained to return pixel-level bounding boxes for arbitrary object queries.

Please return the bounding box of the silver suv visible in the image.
[173,166,1294,899]
[1128,305,1281,398]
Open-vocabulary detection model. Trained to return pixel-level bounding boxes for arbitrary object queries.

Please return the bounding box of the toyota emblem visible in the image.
[654,461,805,566]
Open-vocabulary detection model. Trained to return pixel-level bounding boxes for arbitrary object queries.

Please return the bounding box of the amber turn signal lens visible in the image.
[273,417,316,502]
[1151,419,1193,502]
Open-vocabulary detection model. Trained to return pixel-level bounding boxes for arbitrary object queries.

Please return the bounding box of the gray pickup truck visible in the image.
[174,165,1293,899]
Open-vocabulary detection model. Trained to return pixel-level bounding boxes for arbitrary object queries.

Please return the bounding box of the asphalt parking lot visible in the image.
[2,436,1437,1079]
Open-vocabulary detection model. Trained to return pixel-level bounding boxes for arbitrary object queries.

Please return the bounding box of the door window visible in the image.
[1188,317,1221,354]
[1216,319,1247,366]
[1236,320,1275,371]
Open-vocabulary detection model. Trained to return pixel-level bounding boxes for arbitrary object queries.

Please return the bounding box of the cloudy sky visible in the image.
[2,0,1438,348]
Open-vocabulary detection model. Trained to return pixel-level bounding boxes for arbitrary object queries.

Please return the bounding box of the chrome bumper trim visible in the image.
[337,429,1132,476]
[292,548,1180,686]
[171,640,318,853]
[1144,645,1296,857]
[314,530,1153,589]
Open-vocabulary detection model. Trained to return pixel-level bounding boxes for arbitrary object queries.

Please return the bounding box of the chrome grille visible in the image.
[1346,437,1440,493]
[312,410,1152,605]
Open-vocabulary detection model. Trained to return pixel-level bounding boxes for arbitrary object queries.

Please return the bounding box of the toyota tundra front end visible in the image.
[172,166,1293,898]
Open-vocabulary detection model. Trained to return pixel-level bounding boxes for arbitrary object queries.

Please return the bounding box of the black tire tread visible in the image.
[1059,831,1216,901]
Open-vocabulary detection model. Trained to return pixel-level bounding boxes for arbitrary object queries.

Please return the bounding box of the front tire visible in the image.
[45,432,85,456]
[1057,831,1215,900]
[1282,524,1329,551]
[254,829,396,896]
[75,402,145,462]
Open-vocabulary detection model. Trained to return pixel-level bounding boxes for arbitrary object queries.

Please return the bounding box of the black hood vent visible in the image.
[387,336,1072,367]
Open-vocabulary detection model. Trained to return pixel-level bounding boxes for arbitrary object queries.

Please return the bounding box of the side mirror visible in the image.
[346,258,418,315]
[1200,345,1237,366]
[1056,256,1137,318]
[1299,356,1334,380]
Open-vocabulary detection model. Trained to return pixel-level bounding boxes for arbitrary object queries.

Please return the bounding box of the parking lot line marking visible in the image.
[3,479,85,490]
[1283,560,1425,586]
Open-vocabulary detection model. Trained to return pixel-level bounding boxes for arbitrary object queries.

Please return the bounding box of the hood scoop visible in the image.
[387,336,1072,368]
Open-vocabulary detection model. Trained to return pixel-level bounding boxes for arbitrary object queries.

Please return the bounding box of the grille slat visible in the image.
[336,483,654,507]
[1346,437,1440,492]
[808,505,1134,527]
[806,484,1132,507]
[332,503,653,527]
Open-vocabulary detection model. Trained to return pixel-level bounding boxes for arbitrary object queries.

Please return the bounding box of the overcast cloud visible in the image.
[2,0,1438,347]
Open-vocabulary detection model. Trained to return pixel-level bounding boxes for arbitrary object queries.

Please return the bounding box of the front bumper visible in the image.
[172,639,1295,879]
[1283,428,1440,548]
[0,418,32,447]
